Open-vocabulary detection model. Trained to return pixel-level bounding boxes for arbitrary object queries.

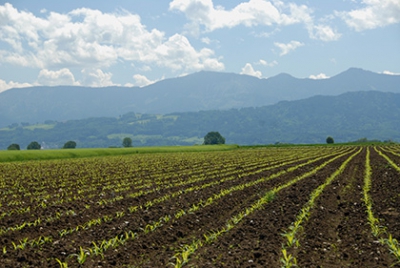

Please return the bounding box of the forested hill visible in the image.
[1,68,399,128]
[1,91,399,149]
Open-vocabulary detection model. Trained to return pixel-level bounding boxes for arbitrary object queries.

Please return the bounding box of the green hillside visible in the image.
[0,91,399,149]
[1,68,399,128]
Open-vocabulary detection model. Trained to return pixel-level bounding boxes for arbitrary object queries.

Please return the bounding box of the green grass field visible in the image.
[0,144,239,162]
[1,141,393,163]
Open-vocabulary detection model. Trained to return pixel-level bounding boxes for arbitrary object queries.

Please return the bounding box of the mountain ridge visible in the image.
[0,68,399,128]
[0,90,399,148]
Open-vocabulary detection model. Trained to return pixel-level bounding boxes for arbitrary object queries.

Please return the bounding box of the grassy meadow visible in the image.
[0,144,239,162]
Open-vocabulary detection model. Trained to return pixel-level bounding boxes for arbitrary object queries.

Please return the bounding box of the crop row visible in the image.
[365,147,400,263]
[0,147,345,229]
[171,148,360,267]
[0,146,348,267]
[0,148,333,210]
[3,145,400,267]
[166,146,400,267]
[67,147,355,266]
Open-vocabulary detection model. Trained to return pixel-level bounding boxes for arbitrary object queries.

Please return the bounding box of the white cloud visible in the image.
[309,73,330,79]
[81,69,116,87]
[170,0,340,42]
[274,41,304,56]
[259,59,267,66]
[0,4,224,74]
[153,34,224,71]
[308,24,341,41]
[0,79,33,92]
[132,74,157,87]
[38,68,79,86]
[169,0,313,33]
[201,37,211,44]
[383,70,400,75]
[337,0,400,31]
[258,59,278,67]
[240,63,262,78]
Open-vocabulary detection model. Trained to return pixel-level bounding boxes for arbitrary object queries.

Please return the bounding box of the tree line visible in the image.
[1,92,399,149]
[7,140,77,150]
[6,132,226,150]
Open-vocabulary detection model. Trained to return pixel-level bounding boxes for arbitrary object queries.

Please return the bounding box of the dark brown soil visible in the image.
[1,146,399,267]
[296,147,394,267]
[187,149,355,267]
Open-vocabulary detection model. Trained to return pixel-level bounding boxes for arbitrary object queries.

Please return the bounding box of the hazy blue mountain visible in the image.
[1,90,399,149]
[0,68,399,128]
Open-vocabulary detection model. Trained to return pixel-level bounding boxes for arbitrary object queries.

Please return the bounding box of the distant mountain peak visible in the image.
[334,67,376,78]
[0,68,399,128]
[269,72,295,80]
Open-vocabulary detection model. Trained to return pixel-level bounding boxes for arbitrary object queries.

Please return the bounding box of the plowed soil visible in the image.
[1,146,400,267]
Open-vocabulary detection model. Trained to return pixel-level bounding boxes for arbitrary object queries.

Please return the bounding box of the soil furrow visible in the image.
[296,148,393,267]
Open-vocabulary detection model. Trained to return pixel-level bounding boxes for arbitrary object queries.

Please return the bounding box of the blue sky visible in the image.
[0,0,399,91]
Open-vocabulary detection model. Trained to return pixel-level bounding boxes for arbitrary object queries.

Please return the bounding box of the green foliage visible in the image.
[27,141,41,150]
[203,131,225,145]
[326,136,334,144]
[0,91,399,148]
[63,141,77,149]
[7,143,20,150]
[122,137,133,148]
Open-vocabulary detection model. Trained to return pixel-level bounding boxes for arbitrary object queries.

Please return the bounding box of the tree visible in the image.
[63,140,77,149]
[7,143,20,150]
[204,131,225,145]
[122,137,133,147]
[326,136,334,144]
[27,141,41,150]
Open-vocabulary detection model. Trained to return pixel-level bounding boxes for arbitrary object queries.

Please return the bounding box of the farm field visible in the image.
[1,145,400,267]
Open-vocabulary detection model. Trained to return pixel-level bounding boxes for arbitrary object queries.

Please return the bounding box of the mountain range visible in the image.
[1,68,399,128]
[0,90,399,149]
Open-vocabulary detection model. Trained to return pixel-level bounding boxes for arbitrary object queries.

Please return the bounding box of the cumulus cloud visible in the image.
[240,63,262,78]
[383,70,400,75]
[0,79,33,92]
[308,24,341,41]
[154,34,224,71]
[132,74,157,87]
[169,0,313,32]
[309,73,330,79]
[0,4,224,74]
[38,68,79,86]
[81,69,116,87]
[274,41,304,56]
[337,0,400,31]
[170,0,343,42]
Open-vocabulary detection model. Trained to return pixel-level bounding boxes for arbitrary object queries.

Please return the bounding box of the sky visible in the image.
[0,0,399,92]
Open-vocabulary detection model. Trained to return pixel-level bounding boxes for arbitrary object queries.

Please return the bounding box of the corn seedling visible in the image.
[280,248,297,268]
[116,211,125,218]
[55,258,68,268]
[384,234,400,264]
[90,242,104,258]
[72,246,88,265]
[203,231,218,244]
